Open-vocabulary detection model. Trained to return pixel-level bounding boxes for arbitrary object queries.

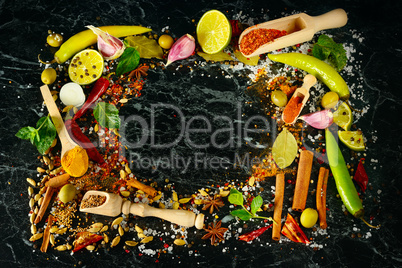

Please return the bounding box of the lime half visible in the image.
[333,101,352,130]
[68,49,104,85]
[338,130,366,151]
[196,10,232,54]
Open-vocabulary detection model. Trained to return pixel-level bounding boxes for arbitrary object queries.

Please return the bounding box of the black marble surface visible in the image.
[1,0,402,267]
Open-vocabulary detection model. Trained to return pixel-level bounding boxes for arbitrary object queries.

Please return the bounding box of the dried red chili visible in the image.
[72,232,103,252]
[353,158,368,192]
[239,224,272,242]
[240,28,287,55]
[281,213,310,244]
[282,96,303,123]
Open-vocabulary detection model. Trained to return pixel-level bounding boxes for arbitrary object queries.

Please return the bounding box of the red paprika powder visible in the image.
[282,96,303,123]
[240,28,287,55]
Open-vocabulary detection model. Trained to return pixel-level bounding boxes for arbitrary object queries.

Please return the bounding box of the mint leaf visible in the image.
[250,195,263,215]
[93,102,121,129]
[116,47,140,76]
[228,188,244,206]
[312,35,347,71]
[230,209,252,221]
[16,115,56,155]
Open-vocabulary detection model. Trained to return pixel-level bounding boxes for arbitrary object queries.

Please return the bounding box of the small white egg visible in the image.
[59,82,85,107]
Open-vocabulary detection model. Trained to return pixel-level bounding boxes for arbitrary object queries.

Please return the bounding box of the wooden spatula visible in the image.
[239,8,348,57]
[80,190,205,229]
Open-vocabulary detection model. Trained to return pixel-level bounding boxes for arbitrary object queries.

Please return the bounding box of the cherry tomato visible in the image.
[158,34,174,50]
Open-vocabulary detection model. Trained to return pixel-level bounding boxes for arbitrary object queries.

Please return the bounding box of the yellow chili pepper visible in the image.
[54,25,152,64]
[268,53,350,100]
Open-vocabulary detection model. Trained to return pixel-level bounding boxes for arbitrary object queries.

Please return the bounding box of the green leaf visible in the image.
[312,34,347,71]
[125,36,163,59]
[272,128,298,169]
[230,209,253,221]
[16,126,36,141]
[197,51,233,62]
[228,188,244,206]
[93,102,121,129]
[250,195,263,215]
[116,47,140,77]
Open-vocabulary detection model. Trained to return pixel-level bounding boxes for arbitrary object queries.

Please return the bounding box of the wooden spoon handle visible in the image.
[312,8,348,33]
[301,74,317,90]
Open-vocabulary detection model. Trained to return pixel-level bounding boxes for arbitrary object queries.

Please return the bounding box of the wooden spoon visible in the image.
[80,190,205,229]
[40,85,79,157]
[239,8,348,57]
[282,74,317,124]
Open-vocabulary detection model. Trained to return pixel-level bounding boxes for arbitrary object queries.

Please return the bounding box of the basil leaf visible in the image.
[93,102,121,129]
[16,126,36,141]
[313,35,347,71]
[116,47,140,77]
[228,188,244,206]
[250,195,263,215]
[230,209,252,221]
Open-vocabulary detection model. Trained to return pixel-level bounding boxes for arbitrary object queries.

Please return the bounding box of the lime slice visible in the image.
[333,101,352,130]
[68,49,104,85]
[338,130,365,151]
[196,10,232,54]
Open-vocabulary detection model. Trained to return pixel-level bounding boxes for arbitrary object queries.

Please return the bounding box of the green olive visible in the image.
[271,90,288,107]
[321,91,339,109]
[47,33,63,47]
[41,68,57,85]
[58,184,77,203]
[300,208,318,228]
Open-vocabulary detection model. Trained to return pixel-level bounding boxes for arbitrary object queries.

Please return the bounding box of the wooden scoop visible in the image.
[40,85,79,158]
[80,190,205,229]
[239,8,348,57]
[282,74,317,124]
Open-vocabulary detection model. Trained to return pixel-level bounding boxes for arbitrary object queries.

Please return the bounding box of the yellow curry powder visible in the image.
[61,146,89,177]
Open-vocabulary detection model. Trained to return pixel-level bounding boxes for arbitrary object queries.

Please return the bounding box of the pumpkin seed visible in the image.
[29,233,43,241]
[48,162,54,171]
[56,245,67,251]
[111,216,123,227]
[174,239,186,246]
[86,245,95,251]
[125,241,139,247]
[111,236,120,247]
[140,236,153,244]
[26,178,36,187]
[34,206,39,215]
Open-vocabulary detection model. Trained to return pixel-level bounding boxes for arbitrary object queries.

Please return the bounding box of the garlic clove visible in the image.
[165,34,195,66]
[86,25,125,60]
[60,82,86,107]
[299,109,333,129]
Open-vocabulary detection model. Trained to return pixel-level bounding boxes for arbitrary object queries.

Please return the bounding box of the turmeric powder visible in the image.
[61,146,89,177]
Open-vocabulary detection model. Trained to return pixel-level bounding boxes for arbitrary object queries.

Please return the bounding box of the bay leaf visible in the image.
[197,51,233,62]
[124,36,163,59]
[93,102,121,129]
[272,128,298,169]
[233,51,259,66]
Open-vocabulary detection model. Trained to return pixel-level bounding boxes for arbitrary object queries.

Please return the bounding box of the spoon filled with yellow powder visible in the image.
[40,85,88,177]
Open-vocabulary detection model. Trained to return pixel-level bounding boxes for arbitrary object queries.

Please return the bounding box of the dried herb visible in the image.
[115,47,140,77]
[202,194,225,214]
[228,188,273,221]
[124,36,163,59]
[15,115,56,155]
[272,128,298,169]
[93,102,121,129]
[197,51,233,62]
[312,34,347,71]
[201,220,228,245]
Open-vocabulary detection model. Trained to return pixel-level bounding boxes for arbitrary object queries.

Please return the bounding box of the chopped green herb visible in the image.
[312,34,347,71]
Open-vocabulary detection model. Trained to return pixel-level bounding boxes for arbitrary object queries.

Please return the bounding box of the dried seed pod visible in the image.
[119,98,129,104]
[43,156,51,165]
[194,199,204,205]
[179,197,192,204]
[88,222,103,233]
[134,225,143,233]
[50,166,63,175]
[50,138,57,148]
[174,239,186,246]
[29,198,35,209]
[29,233,43,241]
[38,196,44,207]
[56,245,67,251]
[111,216,123,227]
[103,234,109,243]
[172,202,180,210]
[27,178,36,187]
[86,245,95,251]
[125,241,139,247]
[94,124,99,133]
[34,206,39,215]
[137,232,146,239]
[56,227,67,235]
[111,236,120,247]
[120,190,130,197]
[120,170,126,179]
[28,186,34,196]
[172,191,178,202]
[140,236,153,244]
[50,226,59,233]
[153,194,162,202]
[31,224,37,235]
[100,225,108,233]
[66,243,72,250]
[37,167,46,173]
[30,213,36,224]
[219,189,230,197]
[124,165,131,174]
[34,193,41,202]
[159,203,165,209]
[118,225,124,236]
[50,234,55,246]
[198,189,209,196]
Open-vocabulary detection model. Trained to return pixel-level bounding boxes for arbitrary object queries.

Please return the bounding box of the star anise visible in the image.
[201,220,228,245]
[128,64,149,80]
[202,194,224,214]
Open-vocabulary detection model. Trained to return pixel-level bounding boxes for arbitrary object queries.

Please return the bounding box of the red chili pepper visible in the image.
[72,232,103,252]
[65,119,106,165]
[281,213,310,244]
[239,224,272,242]
[229,20,242,37]
[353,158,368,192]
[73,77,110,121]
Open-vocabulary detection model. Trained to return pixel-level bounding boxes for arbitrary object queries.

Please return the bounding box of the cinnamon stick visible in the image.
[34,186,55,224]
[126,178,157,197]
[272,172,285,241]
[292,150,314,212]
[45,173,70,188]
[40,215,54,253]
[316,167,329,229]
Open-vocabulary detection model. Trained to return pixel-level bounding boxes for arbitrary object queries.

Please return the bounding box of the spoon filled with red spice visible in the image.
[239,8,347,57]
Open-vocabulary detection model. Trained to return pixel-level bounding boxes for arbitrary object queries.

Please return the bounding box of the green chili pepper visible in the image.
[268,53,350,100]
[325,128,364,218]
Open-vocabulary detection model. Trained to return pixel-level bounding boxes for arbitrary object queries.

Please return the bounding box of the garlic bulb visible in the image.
[86,25,125,60]
[165,34,195,66]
